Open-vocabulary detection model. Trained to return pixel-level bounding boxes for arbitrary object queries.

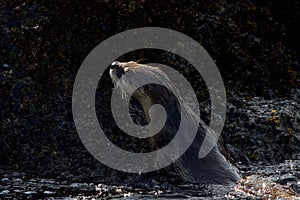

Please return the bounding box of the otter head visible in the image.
[109,61,180,128]
[109,61,165,100]
[109,61,140,84]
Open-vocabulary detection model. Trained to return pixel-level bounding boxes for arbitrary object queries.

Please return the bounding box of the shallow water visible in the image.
[1,160,299,199]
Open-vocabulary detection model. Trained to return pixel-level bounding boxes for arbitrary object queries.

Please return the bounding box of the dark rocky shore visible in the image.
[1,0,299,199]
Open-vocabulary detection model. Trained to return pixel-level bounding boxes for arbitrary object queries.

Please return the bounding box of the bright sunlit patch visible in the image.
[231,175,299,199]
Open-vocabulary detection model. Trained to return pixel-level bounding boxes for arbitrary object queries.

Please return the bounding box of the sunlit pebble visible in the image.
[95,185,100,191]
[115,188,122,193]
[123,192,132,197]
[225,194,235,199]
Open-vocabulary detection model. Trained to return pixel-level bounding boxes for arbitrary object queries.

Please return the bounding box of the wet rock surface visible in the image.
[225,97,300,166]
[0,160,299,199]
[0,173,95,199]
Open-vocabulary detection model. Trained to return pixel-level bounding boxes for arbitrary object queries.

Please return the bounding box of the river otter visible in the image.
[109,61,240,185]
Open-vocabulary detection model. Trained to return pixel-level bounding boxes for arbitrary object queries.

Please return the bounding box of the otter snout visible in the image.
[109,61,125,80]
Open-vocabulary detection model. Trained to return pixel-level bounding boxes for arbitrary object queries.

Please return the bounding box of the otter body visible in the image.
[109,61,240,185]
